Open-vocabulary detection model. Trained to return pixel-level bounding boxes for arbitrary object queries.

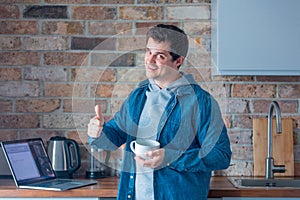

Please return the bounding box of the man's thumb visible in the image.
[95,105,101,120]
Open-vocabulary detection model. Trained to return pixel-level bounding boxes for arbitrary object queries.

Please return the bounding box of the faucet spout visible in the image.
[265,101,285,179]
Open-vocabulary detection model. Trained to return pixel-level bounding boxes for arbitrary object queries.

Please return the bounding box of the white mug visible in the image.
[130,140,160,159]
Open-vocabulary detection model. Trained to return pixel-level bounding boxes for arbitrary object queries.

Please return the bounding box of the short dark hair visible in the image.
[146,24,189,61]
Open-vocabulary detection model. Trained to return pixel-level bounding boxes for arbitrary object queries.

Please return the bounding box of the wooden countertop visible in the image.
[1,176,300,198]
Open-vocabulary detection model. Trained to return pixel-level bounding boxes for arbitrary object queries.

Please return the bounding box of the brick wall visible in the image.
[0,0,299,177]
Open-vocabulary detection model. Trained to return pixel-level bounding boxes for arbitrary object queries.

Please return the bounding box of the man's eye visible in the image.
[158,54,166,60]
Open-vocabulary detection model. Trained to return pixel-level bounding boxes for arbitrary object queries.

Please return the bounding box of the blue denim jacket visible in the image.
[91,75,232,200]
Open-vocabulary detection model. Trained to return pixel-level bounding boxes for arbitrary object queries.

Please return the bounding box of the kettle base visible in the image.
[86,171,106,179]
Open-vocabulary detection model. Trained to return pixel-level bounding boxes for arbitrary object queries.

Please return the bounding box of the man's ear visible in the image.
[175,56,185,69]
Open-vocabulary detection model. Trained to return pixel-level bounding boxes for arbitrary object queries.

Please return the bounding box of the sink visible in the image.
[228,177,300,188]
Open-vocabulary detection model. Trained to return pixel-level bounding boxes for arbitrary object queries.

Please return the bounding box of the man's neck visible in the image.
[153,73,182,89]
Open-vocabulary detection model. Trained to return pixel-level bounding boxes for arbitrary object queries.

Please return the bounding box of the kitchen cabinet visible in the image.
[223,198,300,200]
[211,0,300,76]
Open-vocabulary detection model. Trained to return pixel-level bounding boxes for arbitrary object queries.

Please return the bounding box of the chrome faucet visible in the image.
[265,101,285,179]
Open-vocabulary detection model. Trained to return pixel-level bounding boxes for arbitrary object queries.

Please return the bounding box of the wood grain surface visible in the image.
[253,118,294,177]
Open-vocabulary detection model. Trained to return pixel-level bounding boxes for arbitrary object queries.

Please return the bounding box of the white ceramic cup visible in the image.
[130,140,160,159]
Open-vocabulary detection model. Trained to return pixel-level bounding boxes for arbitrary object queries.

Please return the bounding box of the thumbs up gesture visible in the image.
[87,105,104,138]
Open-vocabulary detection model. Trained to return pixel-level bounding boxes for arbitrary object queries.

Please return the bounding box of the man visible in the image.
[88,24,231,200]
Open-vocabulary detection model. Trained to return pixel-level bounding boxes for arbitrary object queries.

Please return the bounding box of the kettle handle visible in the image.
[64,139,81,174]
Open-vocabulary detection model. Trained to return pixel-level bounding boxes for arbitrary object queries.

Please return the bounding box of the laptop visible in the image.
[1,138,97,191]
[0,146,12,178]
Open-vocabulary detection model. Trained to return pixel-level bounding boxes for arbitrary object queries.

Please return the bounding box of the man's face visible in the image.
[145,37,183,88]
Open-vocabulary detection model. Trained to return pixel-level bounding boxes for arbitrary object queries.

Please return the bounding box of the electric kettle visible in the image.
[47,136,81,178]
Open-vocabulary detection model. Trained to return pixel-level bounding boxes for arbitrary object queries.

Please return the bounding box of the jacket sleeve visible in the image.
[165,96,232,172]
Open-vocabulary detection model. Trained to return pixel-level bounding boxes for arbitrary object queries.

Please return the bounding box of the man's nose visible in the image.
[147,54,156,64]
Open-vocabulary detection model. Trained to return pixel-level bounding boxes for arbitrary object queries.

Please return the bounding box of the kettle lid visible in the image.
[49,136,67,141]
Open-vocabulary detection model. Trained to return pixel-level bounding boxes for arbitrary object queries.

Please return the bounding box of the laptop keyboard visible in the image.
[34,180,73,187]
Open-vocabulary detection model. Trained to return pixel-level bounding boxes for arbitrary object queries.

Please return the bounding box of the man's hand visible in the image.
[134,148,165,169]
[87,105,104,138]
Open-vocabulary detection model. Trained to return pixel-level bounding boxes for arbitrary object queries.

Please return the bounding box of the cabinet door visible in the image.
[211,0,300,76]
[223,198,300,200]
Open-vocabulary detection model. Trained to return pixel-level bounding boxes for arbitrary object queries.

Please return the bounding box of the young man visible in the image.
[88,24,231,200]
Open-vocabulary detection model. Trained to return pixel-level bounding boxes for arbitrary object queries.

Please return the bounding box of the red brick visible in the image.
[91,0,134,3]
[64,99,107,113]
[42,21,84,35]
[66,130,87,145]
[72,6,117,20]
[226,99,249,114]
[0,0,39,3]
[201,83,230,99]
[44,83,88,97]
[0,81,40,97]
[16,99,61,113]
[89,22,132,35]
[42,114,89,129]
[111,83,135,98]
[0,36,21,50]
[184,22,211,36]
[71,37,113,50]
[24,67,67,81]
[186,0,211,2]
[256,76,300,82]
[0,115,40,128]
[0,100,13,112]
[137,0,179,2]
[20,130,64,142]
[111,99,125,115]
[120,6,162,20]
[279,84,300,98]
[231,84,276,98]
[0,52,40,66]
[135,22,179,35]
[44,52,88,66]
[228,129,252,145]
[293,117,300,128]
[186,51,212,67]
[252,100,298,114]
[71,68,116,82]
[90,53,135,67]
[166,5,210,20]
[118,37,145,51]
[212,75,254,82]
[45,0,88,3]
[23,36,68,50]
[231,145,253,160]
[23,6,68,19]
[0,21,38,34]
[92,84,115,98]
[0,5,19,18]
[232,115,253,129]
[0,130,18,141]
[295,163,300,176]
[0,68,21,81]
[117,68,146,83]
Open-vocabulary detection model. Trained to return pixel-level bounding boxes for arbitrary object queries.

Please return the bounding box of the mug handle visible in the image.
[130,141,136,154]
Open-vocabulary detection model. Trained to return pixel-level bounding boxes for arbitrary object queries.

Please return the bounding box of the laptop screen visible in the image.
[2,138,56,184]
